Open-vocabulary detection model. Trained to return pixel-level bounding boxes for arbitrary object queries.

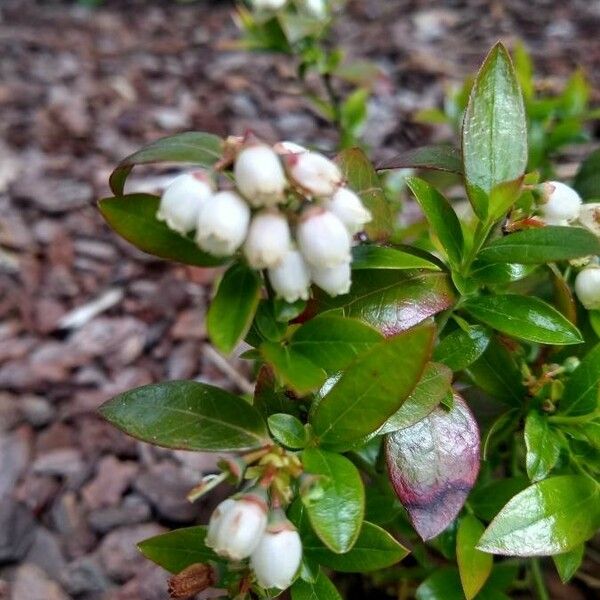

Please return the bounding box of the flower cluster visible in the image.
[250,0,329,20]
[157,139,372,302]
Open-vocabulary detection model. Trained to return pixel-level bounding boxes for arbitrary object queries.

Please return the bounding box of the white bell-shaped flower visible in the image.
[250,512,302,590]
[300,0,327,19]
[297,208,351,267]
[244,210,292,269]
[268,249,311,303]
[578,202,600,237]
[196,191,250,257]
[157,171,214,234]
[322,187,372,235]
[205,494,268,561]
[234,144,287,207]
[538,181,582,225]
[251,0,287,10]
[273,141,308,155]
[285,151,342,198]
[311,261,352,297]
[574,265,600,310]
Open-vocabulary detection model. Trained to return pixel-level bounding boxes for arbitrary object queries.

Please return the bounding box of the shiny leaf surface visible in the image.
[351,244,440,271]
[377,145,463,174]
[434,325,490,372]
[267,413,308,449]
[524,411,561,482]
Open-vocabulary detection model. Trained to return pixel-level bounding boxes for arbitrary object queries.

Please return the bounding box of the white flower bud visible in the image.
[251,0,287,10]
[250,515,302,590]
[156,171,214,234]
[311,261,352,297]
[285,152,342,198]
[578,202,600,237]
[244,210,292,269]
[322,187,372,235]
[297,208,351,267]
[268,249,311,303]
[205,494,268,561]
[574,265,600,310]
[273,141,308,155]
[196,191,250,257]
[300,0,327,19]
[538,181,582,225]
[234,144,287,207]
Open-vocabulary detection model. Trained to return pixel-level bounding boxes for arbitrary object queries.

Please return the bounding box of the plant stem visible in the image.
[531,559,550,600]
[322,71,342,128]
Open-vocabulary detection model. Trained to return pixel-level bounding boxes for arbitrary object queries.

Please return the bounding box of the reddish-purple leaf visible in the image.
[385,394,480,540]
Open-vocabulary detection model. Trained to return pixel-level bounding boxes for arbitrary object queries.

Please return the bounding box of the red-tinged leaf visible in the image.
[385,394,480,540]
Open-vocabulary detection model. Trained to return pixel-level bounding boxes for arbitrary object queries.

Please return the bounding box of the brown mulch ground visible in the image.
[1,1,600,598]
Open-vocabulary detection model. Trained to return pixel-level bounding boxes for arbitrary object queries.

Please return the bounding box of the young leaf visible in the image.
[98,194,226,267]
[302,448,365,554]
[267,413,308,449]
[462,43,527,219]
[524,411,561,482]
[457,515,493,599]
[310,323,434,449]
[559,341,600,416]
[434,325,490,372]
[406,176,464,267]
[351,244,441,271]
[385,394,480,540]
[207,263,261,354]
[99,381,269,451]
[291,569,342,600]
[553,544,584,583]
[463,294,583,345]
[574,148,600,200]
[377,145,463,174]
[478,475,600,555]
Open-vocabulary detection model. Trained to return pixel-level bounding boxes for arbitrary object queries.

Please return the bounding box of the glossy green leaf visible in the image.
[351,244,440,271]
[574,148,600,200]
[98,194,226,267]
[290,315,383,373]
[471,261,535,285]
[291,569,342,600]
[267,413,308,449]
[406,176,464,267]
[470,477,530,522]
[560,341,600,416]
[138,526,220,574]
[378,145,463,174]
[524,411,561,482]
[109,132,222,195]
[462,43,527,218]
[478,475,600,555]
[302,448,365,553]
[310,323,434,449]
[99,381,268,451]
[207,263,261,354]
[488,177,524,221]
[553,544,584,583]
[336,147,393,242]
[434,325,490,372]
[457,515,493,599]
[477,226,600,264]
[416,568,464,600]
[463,294,583,345]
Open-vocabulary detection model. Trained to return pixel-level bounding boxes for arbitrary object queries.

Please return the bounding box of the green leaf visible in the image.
[290,315,383,373]
[291,569,342,600]
[477,226,600,264]
[98,194,226,267]
[457,515,493,599]
[378,145,463,174]
[524,412,561,482]
[305,521,409,572]
[434,325,490,372]
[462,43,527,219]
[302,448,365,553]
[109,132,222,195]
[416,568,464,600]
[471,262,535,285]
[253,365,302,419]
[351,244,441,271]
[267,413,308,449]
[406,176,464,267]
[207,263,261,354]
[470,477,530,522]
[574,148,600,200]
[463,294,583,345]
[553,544,584,583]
[478,475,600,555]
[260,341,326,395]
[336,148,394,242]
[488,177,524,221]
[98,380,268,451]
[138,526,220,574]
[378,362,452,434]
[310,323,434,449]
[560,341,600,416]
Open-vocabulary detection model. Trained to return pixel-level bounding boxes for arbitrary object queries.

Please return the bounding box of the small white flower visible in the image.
[251,0,288,10]
[250,516,302,590]
[196,191,250,257]
[574,265,600,310]
[322,187,372,235]
[311,261,352,297]
[234,144,287,207]
[300,0,328,19]
[156,171,214,234]
[285,152,343,198]
[538,181,582,225]
[205,495,268,561]
[268,249,311,303]
[297,208,351,267]
[578,202,600,237]
[244,210,292,269]
[273,141,308,155]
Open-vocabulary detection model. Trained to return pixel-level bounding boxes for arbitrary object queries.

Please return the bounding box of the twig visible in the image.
[58,287,124,329]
